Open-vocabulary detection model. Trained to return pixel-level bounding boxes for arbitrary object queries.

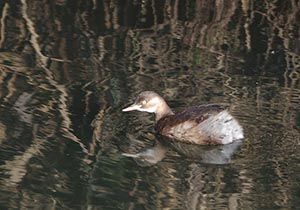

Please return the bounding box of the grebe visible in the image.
[123,91,243,145]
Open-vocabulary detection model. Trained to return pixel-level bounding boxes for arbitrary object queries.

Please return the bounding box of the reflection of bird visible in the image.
[123,91,244,145]
[122,143,168,167]
[161,137,243,164]
[122,138,243,166]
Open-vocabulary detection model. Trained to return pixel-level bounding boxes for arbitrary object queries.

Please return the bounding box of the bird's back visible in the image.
[155,104,243,145]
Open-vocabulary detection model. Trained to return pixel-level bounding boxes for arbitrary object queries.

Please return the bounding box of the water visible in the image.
[0,0,300,209]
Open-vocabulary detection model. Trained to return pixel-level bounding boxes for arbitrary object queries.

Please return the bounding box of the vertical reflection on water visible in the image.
[0,50,94,209]
[0,0,299,209]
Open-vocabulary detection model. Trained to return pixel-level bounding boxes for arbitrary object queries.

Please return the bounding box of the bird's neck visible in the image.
[155,101,174,121]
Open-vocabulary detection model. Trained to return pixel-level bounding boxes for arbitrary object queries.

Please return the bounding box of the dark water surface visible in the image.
[0,1,300,209]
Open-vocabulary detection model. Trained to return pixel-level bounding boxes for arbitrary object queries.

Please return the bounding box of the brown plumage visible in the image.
[155,104,228,144]
[123,91,243,145]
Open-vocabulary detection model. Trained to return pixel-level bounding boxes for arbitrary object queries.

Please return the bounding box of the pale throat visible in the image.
[154,101,174,121]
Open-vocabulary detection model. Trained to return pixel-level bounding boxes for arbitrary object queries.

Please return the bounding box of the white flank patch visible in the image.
[198,110,244,144]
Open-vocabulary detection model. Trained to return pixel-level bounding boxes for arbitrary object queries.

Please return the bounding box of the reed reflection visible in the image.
[0,0,299,209]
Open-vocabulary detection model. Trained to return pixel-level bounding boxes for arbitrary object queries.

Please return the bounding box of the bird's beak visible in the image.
[122,104,140,112]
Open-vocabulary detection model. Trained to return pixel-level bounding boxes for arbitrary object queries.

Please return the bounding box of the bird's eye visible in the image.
[142,100,147,105]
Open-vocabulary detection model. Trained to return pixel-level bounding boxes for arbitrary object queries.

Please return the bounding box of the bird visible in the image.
[122,91,243,145]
